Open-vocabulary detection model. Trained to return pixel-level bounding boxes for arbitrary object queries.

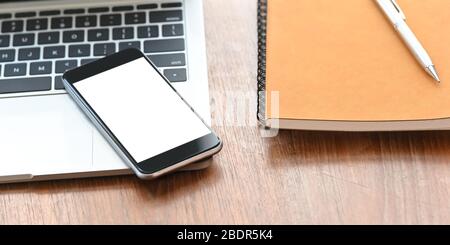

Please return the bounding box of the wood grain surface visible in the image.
[1,0,450,224]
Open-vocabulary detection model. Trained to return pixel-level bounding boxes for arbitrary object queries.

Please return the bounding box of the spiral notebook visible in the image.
[257,0,450,131]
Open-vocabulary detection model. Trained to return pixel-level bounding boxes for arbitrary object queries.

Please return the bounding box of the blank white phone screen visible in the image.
[74,57,211,163]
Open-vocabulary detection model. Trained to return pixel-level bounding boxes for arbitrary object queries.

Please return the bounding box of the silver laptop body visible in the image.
[0,0,212,183]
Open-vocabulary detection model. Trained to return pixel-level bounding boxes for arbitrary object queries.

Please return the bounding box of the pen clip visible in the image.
[390,0,406,20]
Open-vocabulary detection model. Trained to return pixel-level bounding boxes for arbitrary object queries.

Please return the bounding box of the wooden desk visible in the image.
[1,0,450,225]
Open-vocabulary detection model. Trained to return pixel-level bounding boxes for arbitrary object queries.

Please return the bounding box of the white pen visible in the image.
[376,0,440,82]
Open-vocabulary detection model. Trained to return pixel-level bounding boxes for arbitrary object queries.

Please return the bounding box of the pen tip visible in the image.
[426,65,441,83]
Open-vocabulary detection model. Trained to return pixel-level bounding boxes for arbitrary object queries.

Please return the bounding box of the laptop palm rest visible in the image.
[0,95,93,180]
[0,94,212,183]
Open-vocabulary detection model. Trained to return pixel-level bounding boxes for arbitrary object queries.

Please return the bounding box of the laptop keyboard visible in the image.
[0,1,187,96]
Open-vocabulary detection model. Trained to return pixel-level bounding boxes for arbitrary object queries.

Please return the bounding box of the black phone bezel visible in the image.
[62,48,221,175]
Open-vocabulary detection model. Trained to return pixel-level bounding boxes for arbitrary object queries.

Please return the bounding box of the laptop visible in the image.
[0,0,212,183]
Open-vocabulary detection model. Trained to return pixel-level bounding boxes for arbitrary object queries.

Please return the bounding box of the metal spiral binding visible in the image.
[256,0,268,125]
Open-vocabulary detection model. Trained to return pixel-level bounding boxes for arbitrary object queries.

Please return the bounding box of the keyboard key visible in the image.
[150,10,182,23]
[100,14,121,26]
[144,39,185,53]
[112,6,133,12]
[88,29,109,41]
[163,68,186,82]
[76,15,97,28]
[0,35,10,47]
[137,25,158,38]
[18,47,40,60]
[38,32,59,44]
[16,12,36,18]
[0,49,15,62]
[54,76,65,90]
[137,4,157,10]
[162,24,184,37]
[0,76,52,93]
[26,18,49,31]
[148,53,185,67]
[0,13,12,19]
[63,30,85,43]
[55,59,77,73]
[51,17,73,29]
[4,63,26,77]
[88,7,109,13]
[81,58,97,65]
[113,27,134,40]
[2,20,24,33]
[125,12,146,25]
[43,46,65,59]
[64,9,85,14]
[40,10,61,16]
[30,61,52,75]
[94,43,115,56]
[13,34,35,46]
[161,3,182,8]
[119,41,139,51]
[69,44,90,57]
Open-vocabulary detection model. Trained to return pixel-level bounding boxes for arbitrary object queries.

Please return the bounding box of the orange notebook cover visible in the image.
[257,0,450,131]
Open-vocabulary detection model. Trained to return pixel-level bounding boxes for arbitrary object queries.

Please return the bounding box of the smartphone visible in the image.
[62,49,222,180]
